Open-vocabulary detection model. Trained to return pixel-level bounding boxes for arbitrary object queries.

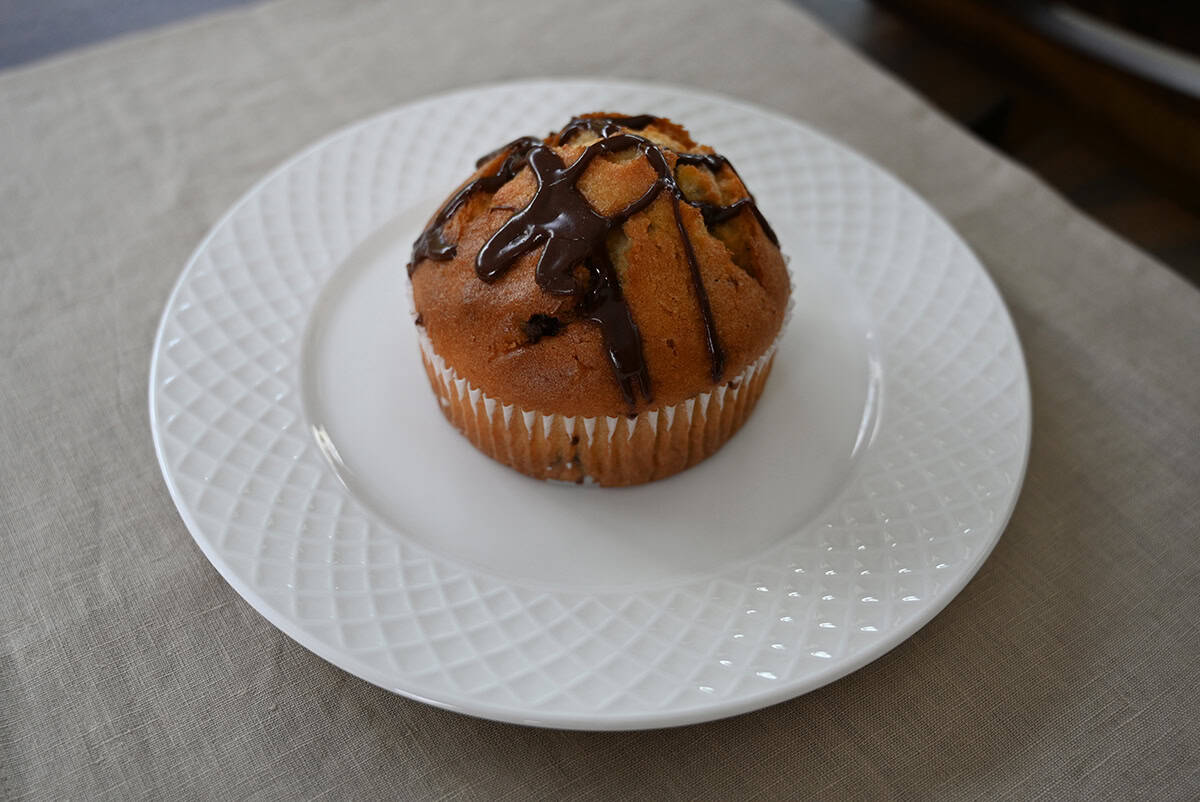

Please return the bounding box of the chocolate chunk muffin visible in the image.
[407,112,790,485]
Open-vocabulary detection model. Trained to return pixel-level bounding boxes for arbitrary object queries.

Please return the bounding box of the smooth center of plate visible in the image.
[302,204,878,589]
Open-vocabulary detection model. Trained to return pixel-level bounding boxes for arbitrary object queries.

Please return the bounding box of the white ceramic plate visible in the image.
[150,79,1030,730]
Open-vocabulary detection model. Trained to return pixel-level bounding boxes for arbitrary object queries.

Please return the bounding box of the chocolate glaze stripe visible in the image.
[407,136,540,272]
[670,195,724,382]
[474,135,542,169]
[475,133,667,405]
[556,114,657,144]
[408,115,781,407]
[675,152,779,246]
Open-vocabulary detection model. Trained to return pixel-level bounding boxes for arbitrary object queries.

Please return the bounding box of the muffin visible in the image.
[407,113,790,486]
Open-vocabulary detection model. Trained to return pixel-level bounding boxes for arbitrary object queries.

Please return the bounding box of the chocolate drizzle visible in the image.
[473,136,542,170]
[670,192,723,382]
[556,114,657,143]
[408,137,541,271]
[408,115,780,406]
[476,134,666,403]
[675,153,779,246]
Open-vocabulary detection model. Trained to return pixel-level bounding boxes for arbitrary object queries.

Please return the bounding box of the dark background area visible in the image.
[0,0,255,67]
[3,0,1197,284]
[795,0,1200,285]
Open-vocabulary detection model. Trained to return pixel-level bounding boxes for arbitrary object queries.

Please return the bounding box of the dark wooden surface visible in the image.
[2,0,1196,284]
[794,0,1200,285]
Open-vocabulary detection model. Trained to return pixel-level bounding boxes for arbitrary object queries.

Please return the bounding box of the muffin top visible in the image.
[407,113,790,418]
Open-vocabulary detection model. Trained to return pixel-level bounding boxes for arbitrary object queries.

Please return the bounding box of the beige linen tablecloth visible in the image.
[2,0,1198,797]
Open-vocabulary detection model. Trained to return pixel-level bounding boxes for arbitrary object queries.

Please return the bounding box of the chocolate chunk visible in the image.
[523,314,564,343]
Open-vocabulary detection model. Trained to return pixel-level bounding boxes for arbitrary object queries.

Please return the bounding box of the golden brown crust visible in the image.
[409,114,789,419]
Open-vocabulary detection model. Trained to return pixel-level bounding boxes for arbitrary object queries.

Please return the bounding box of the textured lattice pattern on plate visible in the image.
[151,81,1029,725]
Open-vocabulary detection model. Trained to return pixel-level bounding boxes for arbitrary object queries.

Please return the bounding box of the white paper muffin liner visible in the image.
[408,278,794,486]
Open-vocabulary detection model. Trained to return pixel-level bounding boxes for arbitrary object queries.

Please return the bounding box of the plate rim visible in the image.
[149,77,1032,730]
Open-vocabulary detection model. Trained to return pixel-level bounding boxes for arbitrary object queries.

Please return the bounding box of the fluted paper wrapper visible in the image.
[415,327,780,486]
